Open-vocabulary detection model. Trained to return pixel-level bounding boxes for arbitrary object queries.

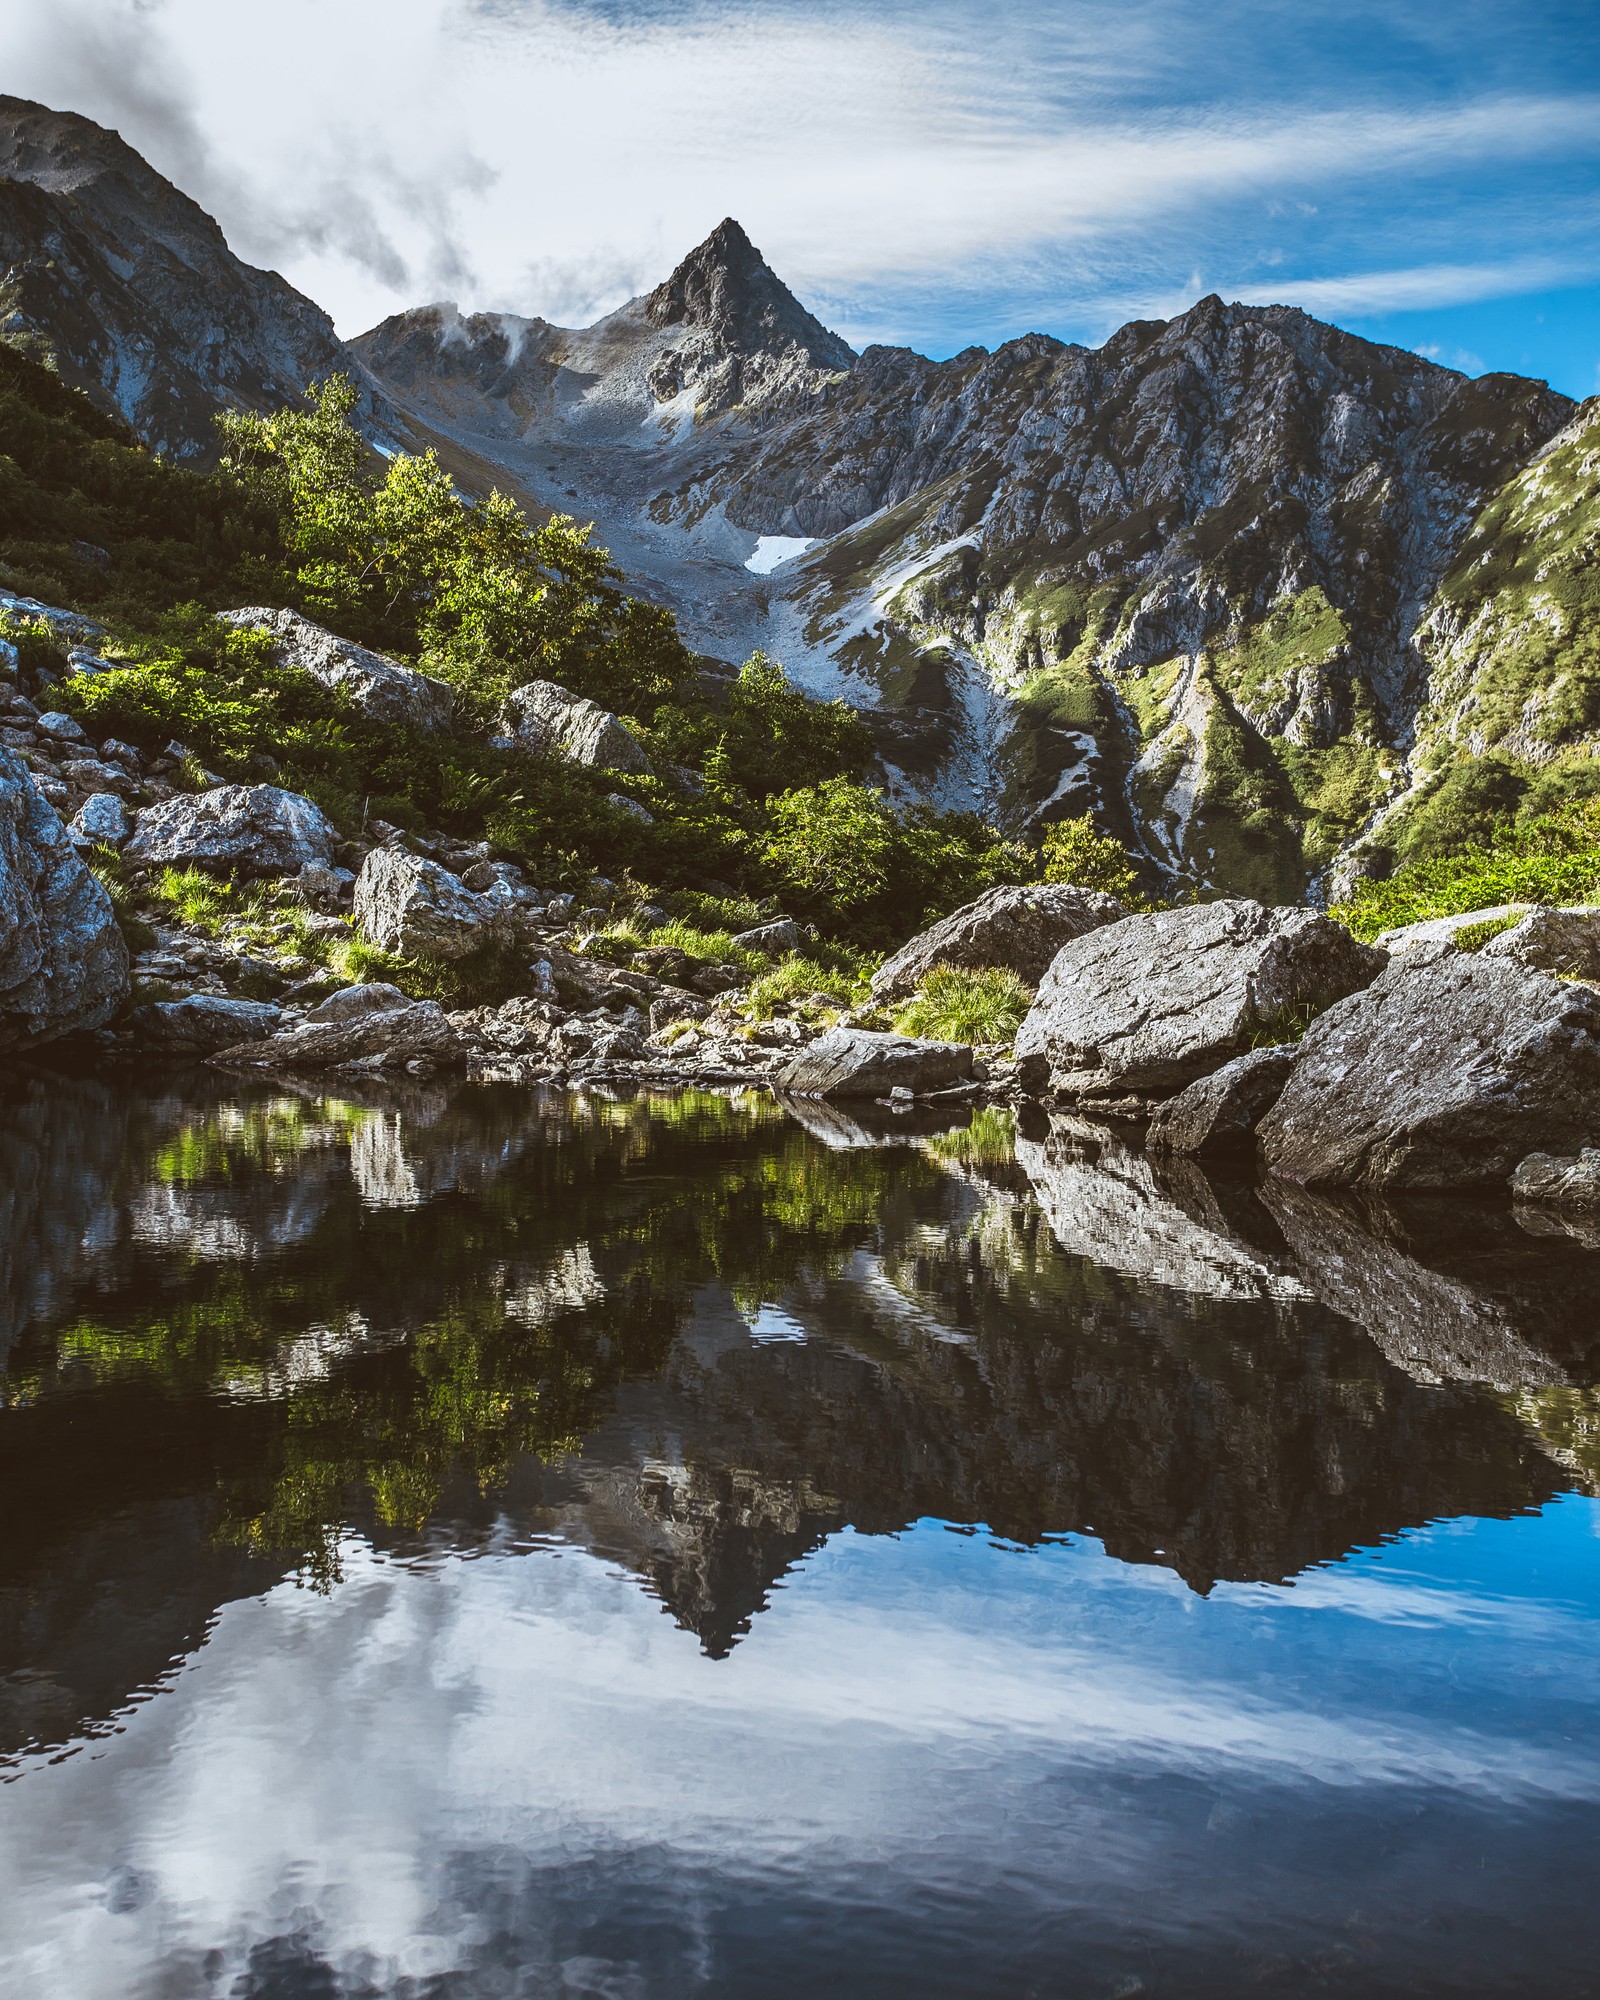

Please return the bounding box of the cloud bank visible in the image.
[0,0,1596,384]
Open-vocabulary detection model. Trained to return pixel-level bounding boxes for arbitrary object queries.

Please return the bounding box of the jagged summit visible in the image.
[644,217,856,375]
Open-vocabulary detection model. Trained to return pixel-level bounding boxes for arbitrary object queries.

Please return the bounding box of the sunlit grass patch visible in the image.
[892,964,1032,1045]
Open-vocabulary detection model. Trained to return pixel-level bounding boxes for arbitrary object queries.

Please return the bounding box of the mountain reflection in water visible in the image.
[1,1071,1598,1997]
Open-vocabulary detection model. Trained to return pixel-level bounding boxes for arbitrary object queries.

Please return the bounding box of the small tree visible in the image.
[1040,815,1141,901]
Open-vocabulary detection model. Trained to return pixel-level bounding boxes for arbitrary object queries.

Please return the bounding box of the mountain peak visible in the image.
[645,218,855,372]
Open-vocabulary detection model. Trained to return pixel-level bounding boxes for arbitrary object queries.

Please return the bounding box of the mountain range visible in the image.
[3,94,1596,900]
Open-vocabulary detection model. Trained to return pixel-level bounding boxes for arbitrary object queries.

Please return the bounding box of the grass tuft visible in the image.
[893,964,1032,1045]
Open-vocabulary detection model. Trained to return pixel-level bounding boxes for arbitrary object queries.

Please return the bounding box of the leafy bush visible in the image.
[893,965,1032,1045]
[1333,802,1600,940]
[1039,815,1141,901]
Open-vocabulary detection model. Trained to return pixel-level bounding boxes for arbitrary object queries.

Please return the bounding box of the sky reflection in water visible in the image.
[1,1073,1598,1997]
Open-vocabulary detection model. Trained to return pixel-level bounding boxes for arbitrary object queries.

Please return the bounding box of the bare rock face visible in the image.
[123,993,280,1054]
[213,990,466,1071]
[1482,906,1600,981]
[67,791,129,848]
[125,784,337,877]
[1513,1149,1600,1211]
[1373,905,1535,953]
[0,745,128,1047]
[770,1026,972,1098]
[354,850,504,961]
[502,680,651,776]
[871,883,1126,1001]
[732,918,804,957]
[1259,945,1600,1188]
[1013,900,1384,1102]
[217,608,453,733]
[1146,1045,1299,1157]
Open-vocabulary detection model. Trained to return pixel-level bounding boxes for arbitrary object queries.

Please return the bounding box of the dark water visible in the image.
[2,1073,1599,1999]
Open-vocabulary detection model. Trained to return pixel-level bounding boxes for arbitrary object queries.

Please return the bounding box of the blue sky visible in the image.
[4,0,1598,395]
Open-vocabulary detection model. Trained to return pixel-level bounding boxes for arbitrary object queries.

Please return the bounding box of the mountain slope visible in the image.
[358,234,1574,894]
[0,95,369,457]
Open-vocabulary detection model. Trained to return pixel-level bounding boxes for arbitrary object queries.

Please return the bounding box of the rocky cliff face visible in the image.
[356,229,1578,898]
[0,96,369,457]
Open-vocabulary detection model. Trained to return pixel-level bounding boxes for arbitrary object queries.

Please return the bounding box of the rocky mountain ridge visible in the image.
[3,96,1596,904]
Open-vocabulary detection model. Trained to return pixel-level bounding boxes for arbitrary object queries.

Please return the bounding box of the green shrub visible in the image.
[744,955,863,1019]
[893,965,1032,1045]
[1039,815,1141,900]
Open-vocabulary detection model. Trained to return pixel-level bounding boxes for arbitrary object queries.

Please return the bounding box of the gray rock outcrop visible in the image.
[1013,899,1384,1102]
[732,918,804,956]
[1373,905,1535,953]
[502,679,651,775]
[217,608,454,733]
[213,987,467,1071]
[354,849,507,960]
[1146,1045,1299,1157]
[1482,906,1600,981]
[0,745,128,1048]
[123,993,281,1054]
[1512,1149,1600,1211]
[770,1026,973,1098]
[871,882,1126,1001]
[125,784,337,877]
[1259,945,1600,1188]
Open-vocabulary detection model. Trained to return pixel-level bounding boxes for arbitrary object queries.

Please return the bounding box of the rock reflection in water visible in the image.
[1,1069,1593,1762]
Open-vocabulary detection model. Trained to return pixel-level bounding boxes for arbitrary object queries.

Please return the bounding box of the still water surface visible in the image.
[2,1072,1599,1997]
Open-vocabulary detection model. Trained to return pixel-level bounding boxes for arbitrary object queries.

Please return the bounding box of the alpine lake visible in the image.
[2,1067,1599,1999]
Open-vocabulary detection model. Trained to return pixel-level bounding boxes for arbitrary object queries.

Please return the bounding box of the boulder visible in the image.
[1259,945,1600,1188]
[502,679,652,775]
[1146,1045,1299,1157]
[733,918,804,957]
[770,1026,973,1098]
[35,711,88,744]
[0,745,129,1048]
[213,994,466,1071]
[1013,899,1384,1102]
[1482,906,1600,981]
[218,608,453,732]
[1512,1149,1600,1211]
[124,993,281,1054]
[303,982,411,1024]
[871,882,1126,1001]
[1374,905,1533,953]
[354,849,506,961]
[68,792,130,848]
[125,784,337,877]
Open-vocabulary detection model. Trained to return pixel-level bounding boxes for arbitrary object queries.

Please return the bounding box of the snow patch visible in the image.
[746,535,815,576]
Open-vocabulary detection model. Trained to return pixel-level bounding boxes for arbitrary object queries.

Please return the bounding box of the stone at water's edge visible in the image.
[0,745,128,1048]
[502,679,652,776]
[1013,899,1384,1103]
[217,608,454,733]
[124,994,281,1054]
[1258,944,1600,1188]
[770,1026,972,1098]
[212,995,467,1072]
[355,849,508,961]
[1512,1149,1600,1211]
[125,784,337,877]
[870,882,1126,1001]
[1146,1045,1299,1157]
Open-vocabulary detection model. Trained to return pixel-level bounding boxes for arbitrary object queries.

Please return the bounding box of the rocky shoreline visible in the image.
[5,595,1599,1218]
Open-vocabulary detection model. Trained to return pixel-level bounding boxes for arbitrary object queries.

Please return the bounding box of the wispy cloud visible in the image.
[0,0,1596,381]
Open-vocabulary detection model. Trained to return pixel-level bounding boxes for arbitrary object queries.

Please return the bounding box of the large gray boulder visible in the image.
[125,784,336,877]
[0,746,128,1047]
[502,679,651,775]
[1512,1149,1600,1211]
[218,608,454,733]
[770,1026,973,1098]
[213,989,467,1071]
[1259,945,1600,1188]
[1013,899,1384,1102]
[354,849,507,961]
[123,993,281,1054]
[1146,1045,1299,1158]
[871,882,1125,1001]
[1374,904,1534,953]
[1482,906,1600,981]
